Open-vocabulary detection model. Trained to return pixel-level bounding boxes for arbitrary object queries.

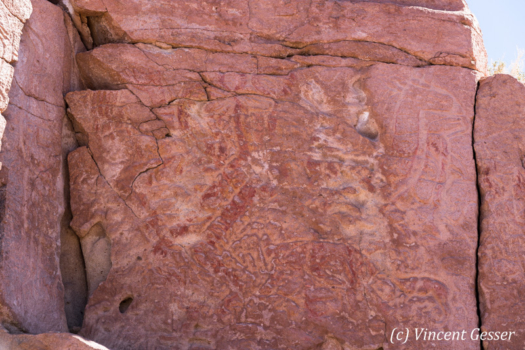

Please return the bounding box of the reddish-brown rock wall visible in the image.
[0,328,109,350]
[9,0,525,349]
[66,41,482,348]
[0,0,85,335]
[0,0,32,333]
[0,0,31,135]
[62,0,487,72]
[475,74,525,349]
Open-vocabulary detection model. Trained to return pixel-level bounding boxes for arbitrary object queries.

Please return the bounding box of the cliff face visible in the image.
[0,0,522,349]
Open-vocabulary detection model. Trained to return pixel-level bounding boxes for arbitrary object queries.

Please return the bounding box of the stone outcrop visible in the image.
[475,75,525,349]
[0,328,109,350]
[62,0,487,73]
[5,0,525,349]
[0,0,85,335]
[0,0,32,332]
[67,56,482,349]
[0,0,31,141]
[60,0,487,346]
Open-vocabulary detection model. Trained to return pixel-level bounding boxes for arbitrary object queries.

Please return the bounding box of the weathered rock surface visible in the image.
[0,0,84,334]
[475,74,525,349]
[0,0,31,115]
[0,0,31,65]
[63,0,487,73]
[68,52,481,348]
[0,0,505,348]
[0,328,109,350]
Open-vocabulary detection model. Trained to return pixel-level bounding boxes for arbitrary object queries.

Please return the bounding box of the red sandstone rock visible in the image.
[0,0,84,334]
[65,0,487,73]
[346,0,468,11]
[67,58,480,348]
[0,60,14,113]
[0,0,31,114]
[1,0,32,22]
[475,74,525,349]
[0,0,30,64]
[0,0,498,348]
[0,328,109,350]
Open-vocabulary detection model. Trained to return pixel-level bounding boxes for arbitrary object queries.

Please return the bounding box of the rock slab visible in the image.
[475,74,525,349]
[68,53,481,349]
[0,0,31,127]
[65,0,487,72]
[0,0,84,334]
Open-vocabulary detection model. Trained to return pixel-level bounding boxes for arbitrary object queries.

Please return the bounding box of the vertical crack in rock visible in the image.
[60,113,87,333]
[472,80,483,350]
[60,211,88,333]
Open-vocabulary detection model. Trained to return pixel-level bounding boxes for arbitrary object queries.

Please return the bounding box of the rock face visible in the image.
[0,0,31,138]
[11,0,525,349]
[0,0,32,331]
[0,328,109,350]
[66,15,483,348]
[63,0,486,73]
[475,75,525,349]
[0,0,85,335]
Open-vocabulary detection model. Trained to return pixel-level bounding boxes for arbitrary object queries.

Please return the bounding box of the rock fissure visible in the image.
[472,79,483,350]
[126,160,164,202]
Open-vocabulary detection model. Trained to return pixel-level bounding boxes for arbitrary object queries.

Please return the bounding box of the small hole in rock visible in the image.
[137,256,142,261]
[119,297,133,314]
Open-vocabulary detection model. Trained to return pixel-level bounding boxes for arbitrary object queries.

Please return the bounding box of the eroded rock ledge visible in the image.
[61,0,487,72]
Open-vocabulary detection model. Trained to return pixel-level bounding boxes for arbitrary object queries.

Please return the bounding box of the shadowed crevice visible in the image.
[472,79,483,350]
[60,113,88,333]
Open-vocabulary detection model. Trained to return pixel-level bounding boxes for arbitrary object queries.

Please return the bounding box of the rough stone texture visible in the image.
[0,0,498,348]
[347,0,468,11]
[0,0,31,65]
[475,74,525,349]
[0,0,31,124]
[0,0,84,334]
[68,52,481,347]
[64,0,487,73]
[0,328,109,350]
